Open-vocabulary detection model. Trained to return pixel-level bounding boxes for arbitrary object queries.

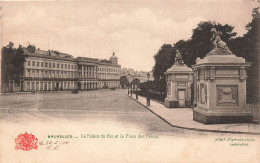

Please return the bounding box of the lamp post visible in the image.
[147,73,150,81]
[146,73,151,107]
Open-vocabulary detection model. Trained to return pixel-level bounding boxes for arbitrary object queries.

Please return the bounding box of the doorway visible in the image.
[178,90,185,107]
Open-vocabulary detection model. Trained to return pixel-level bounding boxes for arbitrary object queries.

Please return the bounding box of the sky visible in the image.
[1,0,259,71]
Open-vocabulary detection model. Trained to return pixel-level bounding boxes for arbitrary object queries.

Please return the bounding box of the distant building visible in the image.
[120,68,153,83]
[5,45,121,92]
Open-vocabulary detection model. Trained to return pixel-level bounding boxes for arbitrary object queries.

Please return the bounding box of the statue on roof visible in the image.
[208,28,233,55]
[174,50,184,66]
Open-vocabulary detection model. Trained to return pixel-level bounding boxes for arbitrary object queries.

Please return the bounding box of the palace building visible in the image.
[18,45,120,92]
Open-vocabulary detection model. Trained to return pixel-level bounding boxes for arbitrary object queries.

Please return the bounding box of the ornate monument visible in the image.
[164,50,193,108]
[192,28,252,124]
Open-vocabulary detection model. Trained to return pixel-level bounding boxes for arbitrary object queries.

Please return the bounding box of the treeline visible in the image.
[151,8,259,103]
[1,42,28,92]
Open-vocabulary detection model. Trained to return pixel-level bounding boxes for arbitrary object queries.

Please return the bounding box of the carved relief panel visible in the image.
[200,84,208,104]
[216,85,238,106]
[200,84,207,105]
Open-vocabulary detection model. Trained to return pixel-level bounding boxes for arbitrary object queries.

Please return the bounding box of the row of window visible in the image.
[98,67,119,73]
[27,60,120,73]
[26,69,77,78]
[99,81,119,87]
[27,60,120,72]
[98,74,120,80]
[26,69,119,80]
[27,60,76,70]
[26,81,76,90]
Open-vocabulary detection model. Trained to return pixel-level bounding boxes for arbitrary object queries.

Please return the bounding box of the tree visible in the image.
[152,21,237,91]
[228,7,259,103]
[120,76,129,87]
[152,44,175,81]
[152,21,237,82]
[1,42,28,92]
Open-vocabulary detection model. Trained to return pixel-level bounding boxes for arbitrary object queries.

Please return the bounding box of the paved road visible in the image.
[0,89,239,137]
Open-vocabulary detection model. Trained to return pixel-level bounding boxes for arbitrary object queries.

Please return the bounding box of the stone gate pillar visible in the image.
[165,50,193,108]
[192,28,252,124]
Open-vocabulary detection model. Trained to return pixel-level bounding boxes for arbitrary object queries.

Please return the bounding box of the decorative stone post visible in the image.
[192,28,252,124]
[164,50,193,108]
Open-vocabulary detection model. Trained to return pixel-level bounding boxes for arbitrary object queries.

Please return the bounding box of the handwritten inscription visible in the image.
[39,140,69,150]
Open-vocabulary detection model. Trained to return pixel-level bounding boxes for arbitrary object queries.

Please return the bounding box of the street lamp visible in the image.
[147,73,150,81]
[146,72,151,107]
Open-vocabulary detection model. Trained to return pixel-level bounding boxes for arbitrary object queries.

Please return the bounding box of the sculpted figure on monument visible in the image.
[208,28,232,55]
[174,50,184,66]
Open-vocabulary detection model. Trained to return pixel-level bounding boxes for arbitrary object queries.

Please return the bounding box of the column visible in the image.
[92,66,94,78]
[86,66,89,78]
[82,65,84,78]
[90,66,92,78]
[95,66,97,79]
[85,67,87,79]
[171,81,176,100]
[187,81,191,101]
[93,66,96,79]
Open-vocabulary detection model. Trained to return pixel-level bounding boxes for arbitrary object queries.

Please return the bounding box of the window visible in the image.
[37,62,39,67]
[41,62,44,67]
[27,69,30,77]
[53,63,55,68]
[45,63,48,67]
[61,64,63,68]
[71,65,73,69]
[28,61,31,66]
[68,65,70,69]
[49,63,51,67]
[65,64,67,69]
[32,61,35,66]
[57,64,59,68]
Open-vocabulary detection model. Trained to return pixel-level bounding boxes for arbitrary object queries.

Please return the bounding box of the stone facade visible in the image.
[192,28,252,124]
[13,47,120,92]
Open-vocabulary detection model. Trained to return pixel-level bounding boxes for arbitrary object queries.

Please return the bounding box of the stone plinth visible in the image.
[192,54,252,124]
[165,64,193,108]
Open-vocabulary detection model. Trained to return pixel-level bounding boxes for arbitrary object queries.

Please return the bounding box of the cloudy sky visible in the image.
[1,0,259,71]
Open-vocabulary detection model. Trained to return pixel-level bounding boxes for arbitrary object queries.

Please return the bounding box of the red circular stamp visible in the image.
[15,132,38,151]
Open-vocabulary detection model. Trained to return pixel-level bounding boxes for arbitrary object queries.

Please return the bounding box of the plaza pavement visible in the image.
[128,94,260,134]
